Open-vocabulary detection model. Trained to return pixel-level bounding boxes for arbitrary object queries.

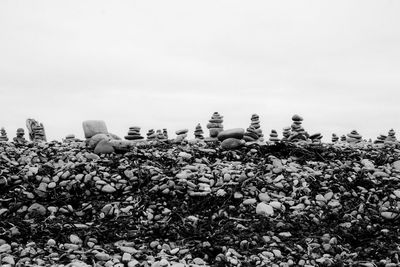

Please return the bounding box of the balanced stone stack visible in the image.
[375,134,387,144]
[347,130,362,143]
[194,123,204,139]
[244,126,260,142]
[0,127,8,141]
[32,125,46,142]
[125,127,144,140]
[332,134,339,143]
[217,128,245,150]
[207,112,224,139]
[288,114,307,141]
[386,129,397,142]
[147,129,156,141]
[175,129,188,143]
[340,135,347,142]
[309,133,323,145]
[156,129,167,141]
[269,130,280,142]
[281,127,291,141]
[249,114,263,139]
[13,128,27,144]
[163,129,168,139]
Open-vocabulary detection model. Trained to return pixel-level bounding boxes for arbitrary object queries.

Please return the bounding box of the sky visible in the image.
[1,0,400,141]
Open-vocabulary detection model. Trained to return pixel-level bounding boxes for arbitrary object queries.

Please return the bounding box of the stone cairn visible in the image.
[309,133,323,145]
[281,127,291,141]
[13,128,27,144]
[347,130,362,143]
[269,130,279,142]
[125,127,144,141]
[156,129,167,141]
[332,133,339,143]
[386,129,397,142]
[163,129,168,140]
[146,129,156,141]
[375,134,387,144]
[207,112,223,139]
[175,129,188,143]
[244,114,263,142]
[26,118,47,142]
[0,127,8,141]
[288,114,307,141]
[340,135,347,142]
[194,123,204,139]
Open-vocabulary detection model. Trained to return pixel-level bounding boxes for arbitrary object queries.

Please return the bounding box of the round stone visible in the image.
[221,138,244,150]
[217,128,245,141]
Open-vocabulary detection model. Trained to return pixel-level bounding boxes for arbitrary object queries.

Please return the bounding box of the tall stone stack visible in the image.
[26,119,47,142]
[386,129,397,142]
[146,129,156,141]
[249,114,263,139]
[269,130,279,142]
[207,112,224,139]
[347,130,362,143]
[281,127,291,141]
[125,127,144,140]
[332,134,339,143]
[288,114,307,141]
[244,126,259,142]
[0,127,8,141]
[194,123,204,139]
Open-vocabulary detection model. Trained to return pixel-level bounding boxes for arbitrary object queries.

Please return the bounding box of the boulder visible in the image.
[82,120,108,139]
[217,128,245,141]
[94,139,115,154]
[221,138,244,150]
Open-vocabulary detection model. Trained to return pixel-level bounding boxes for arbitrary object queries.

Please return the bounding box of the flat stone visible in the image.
[242,198,257,205]
[221,138,244,150]
[82,120,108,139]
[217,128,245,141]
[175,129,189,135]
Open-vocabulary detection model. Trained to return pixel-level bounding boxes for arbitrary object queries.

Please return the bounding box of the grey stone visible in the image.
[82,120,108,139]
[217,128,244,141]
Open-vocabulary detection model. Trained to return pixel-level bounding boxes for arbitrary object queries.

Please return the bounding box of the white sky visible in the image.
[1,0,400,141]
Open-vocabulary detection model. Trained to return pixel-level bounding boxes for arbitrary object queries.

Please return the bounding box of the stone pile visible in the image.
[288,114,307,141]
[331,134,339,143]
[146,129,156,141]
[386,129,397,142]
[194,123,204,139]
[206,112,224,139]
[124,127,144,140]
[281,127,291,141]
[217,128,245,150]
[269,130,279,142]
[244,114,263,142]
[375,134,387,144]
[175,129,188,143]
[162,128,168,139]
[13,128,27,144]
[340,135,347,142]
[0,127,8,141]
[347,130,362,143]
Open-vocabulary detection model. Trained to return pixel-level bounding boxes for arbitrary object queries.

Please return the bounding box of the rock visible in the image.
[381,211,398,219]
[82,120,108,139]
[125,126,144,140]
[122,252,132,262]
[194,123,204,139]
[361,159,375,170]
[221,138,244,150]
[175,129,189,135]
[127,260,140,267]
[95,252,110,261]
[94,139,115,154]
[393,160,400,171]
[102,184,116,193]
[192,258,207,265]
[2,256,15,265]
[256,202,274,216]
[88,133,113,149]
[28,203,46,216]
[217,128,245,141]
[0,243,11,253]
[292,114,303,121]
[69,234,82,244]
[242,198,257,205]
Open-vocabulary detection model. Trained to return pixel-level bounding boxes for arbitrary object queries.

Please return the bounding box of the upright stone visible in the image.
[207,112,224,138]
[82,120,108,139]
[0,127,8,141]
[194,123,204,139]
[125,127,144,140]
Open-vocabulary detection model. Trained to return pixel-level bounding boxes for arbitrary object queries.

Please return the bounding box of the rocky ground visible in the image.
[1,140,400,267]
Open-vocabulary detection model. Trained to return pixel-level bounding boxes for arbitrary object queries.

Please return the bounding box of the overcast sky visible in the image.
[1,0,400,141]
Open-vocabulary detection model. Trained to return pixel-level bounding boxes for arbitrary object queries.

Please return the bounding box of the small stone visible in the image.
[127,259,140,267]
[28,203,46,216]
[47,239,56,246]
[242,198,257,205]
[170,247,179,255]
[393,160,400,171]
[150,240,159,248]
[269,201,282,209]
[394,190,400,198]
[256,202,274,216]
[47,182,56,189]
[95,252,110,261]
[69,234,82,244]
[0,243,11,253]
[2,256,15,265]
[381,211,398,219]
[122,252,132,262]
[82,120,108,139]
[102,184,116,193]
[272,249,282,258]
[192,257,207,265]
[94,139,115,154]
[159,259,170,266]
[258,192,270,202]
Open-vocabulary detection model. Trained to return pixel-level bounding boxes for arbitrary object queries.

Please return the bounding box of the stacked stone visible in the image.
[146,129,156,141]
[156,129,167,141]
[64,134,76,142]
[207,112,224,139]
[340,135,347,142]
[163,129,168,139]
[32,125,46,142]
[386,129,397,142]
[269,130,280,142]
[375,134,387,144]
[309,133,323,145]
[347,130,362,143]
[0,127,8,141]
[281,127,291,141]
[194,124,204,139]
[217,128,245,150]
[288,114,307,141]
[125,127,144,140]
[244,126,259,142]
[13,128,27,144]
[175,129,188,142]
[332,134,339,143]
[249,114,263,139]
